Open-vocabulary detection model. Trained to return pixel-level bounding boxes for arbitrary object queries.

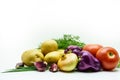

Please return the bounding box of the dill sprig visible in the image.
[54,34,85,49]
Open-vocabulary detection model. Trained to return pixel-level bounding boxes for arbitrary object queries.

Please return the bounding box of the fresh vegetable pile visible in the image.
[3,34,120,73]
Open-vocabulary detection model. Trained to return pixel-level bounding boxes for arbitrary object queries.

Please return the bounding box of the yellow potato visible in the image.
[21,49,44,66]
[44,50,64,63]
[40,39,58,55]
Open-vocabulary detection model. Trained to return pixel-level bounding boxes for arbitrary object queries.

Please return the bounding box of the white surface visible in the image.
[0,0,120,80]
[0,69,120,80]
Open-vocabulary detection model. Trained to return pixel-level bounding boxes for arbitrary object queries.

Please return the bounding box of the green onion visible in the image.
[2,66,36,73]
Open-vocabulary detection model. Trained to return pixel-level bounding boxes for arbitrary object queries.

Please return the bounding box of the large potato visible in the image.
[44,50,64,63]
[21,49,44,66]
[41,39,58,55]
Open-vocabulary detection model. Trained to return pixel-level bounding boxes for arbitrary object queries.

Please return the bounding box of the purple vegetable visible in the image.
[65,45,101,72]
[34,61,47,72]
[49,63,58,72]
[64,45,82,56]
[77,50,101,72]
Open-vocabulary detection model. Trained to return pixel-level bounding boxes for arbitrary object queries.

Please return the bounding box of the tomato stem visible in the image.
[109,52,113,56]
[108,52,115,58]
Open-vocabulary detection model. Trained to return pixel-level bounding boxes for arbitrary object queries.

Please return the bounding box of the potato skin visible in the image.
[21,49,44,66]
[44,50,64,63]
[41,40,58,55]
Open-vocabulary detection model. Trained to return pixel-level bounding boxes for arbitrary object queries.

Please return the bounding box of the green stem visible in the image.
[2,66,36,73]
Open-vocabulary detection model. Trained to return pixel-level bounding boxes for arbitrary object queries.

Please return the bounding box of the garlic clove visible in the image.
[49,63,58,72]
[34,61,47,72]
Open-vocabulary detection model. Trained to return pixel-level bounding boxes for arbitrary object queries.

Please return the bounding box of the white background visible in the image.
[0,0,120,80]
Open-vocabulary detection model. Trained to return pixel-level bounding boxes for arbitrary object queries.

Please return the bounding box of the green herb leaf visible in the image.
[54,34,85,49]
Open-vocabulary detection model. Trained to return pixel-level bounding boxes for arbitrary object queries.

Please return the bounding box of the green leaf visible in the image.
[117,62,120,68]
[2,66,36,73]
[54,34,85,49]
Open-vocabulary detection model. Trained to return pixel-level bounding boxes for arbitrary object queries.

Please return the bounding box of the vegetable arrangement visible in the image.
[3,34,120,73]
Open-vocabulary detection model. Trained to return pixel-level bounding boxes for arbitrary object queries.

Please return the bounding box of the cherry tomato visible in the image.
[96,47,119,71]
[83,44,103,56]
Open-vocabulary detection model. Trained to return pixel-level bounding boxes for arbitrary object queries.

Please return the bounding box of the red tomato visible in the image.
[83,44,103,56]
[96,47,119,71]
